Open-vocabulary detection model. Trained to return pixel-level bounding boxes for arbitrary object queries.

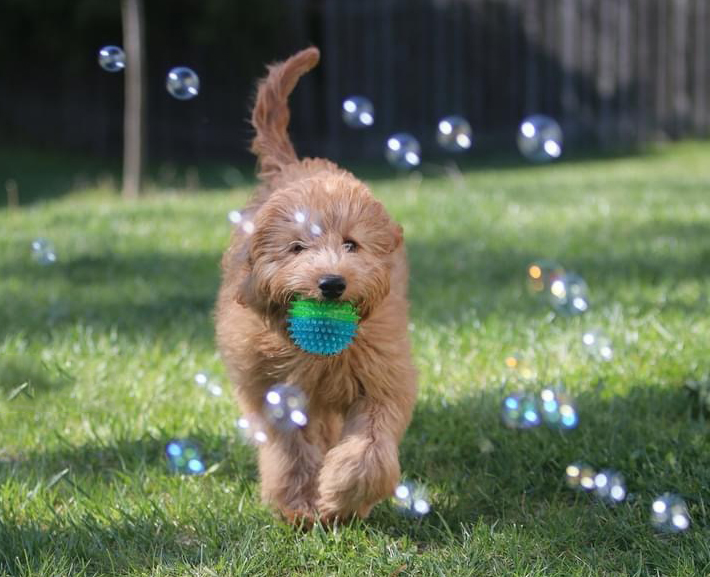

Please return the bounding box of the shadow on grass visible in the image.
[0,430,255,483]
[3,211,710,343]
[2,380,708,574]
[0,356,74,398]
[0,148,259,207]
[0,250,222,343]
[0,142,663,208]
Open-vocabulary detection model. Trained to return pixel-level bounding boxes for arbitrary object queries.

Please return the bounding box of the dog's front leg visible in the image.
[258,427,323,525]
[316,390,414,521]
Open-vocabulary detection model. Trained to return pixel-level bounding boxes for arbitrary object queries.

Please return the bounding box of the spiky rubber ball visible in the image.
[287,298,360,355]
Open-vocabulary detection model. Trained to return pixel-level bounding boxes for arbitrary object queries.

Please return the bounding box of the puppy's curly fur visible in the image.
[215,47,417,524]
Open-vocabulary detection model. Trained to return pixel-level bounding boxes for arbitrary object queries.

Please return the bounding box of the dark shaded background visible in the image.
[1,0,709,165]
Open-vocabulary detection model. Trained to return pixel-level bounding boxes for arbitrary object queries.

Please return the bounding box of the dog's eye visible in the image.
[343,240,358,253]
[290,242,306,254]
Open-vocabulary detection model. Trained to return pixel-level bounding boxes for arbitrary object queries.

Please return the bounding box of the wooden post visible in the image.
[121,0,146,199]
[5,179,19,210]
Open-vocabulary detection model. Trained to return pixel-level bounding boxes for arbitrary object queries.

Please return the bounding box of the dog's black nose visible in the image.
[318,275,346,300]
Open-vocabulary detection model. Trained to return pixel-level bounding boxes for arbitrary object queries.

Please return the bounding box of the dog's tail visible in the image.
[250,47,320,183]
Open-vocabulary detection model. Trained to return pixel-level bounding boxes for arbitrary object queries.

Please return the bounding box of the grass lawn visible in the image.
[2,142,710,576]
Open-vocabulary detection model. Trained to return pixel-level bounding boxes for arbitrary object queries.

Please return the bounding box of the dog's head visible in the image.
[235,169,403,325]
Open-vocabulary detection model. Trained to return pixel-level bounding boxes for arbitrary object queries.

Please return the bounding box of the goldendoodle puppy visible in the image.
[215,47,417,524]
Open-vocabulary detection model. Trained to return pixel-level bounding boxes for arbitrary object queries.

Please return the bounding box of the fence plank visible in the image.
[579,0,596,137]
[323,0,341,157]
[560,0,579,137]
[672,0,690,136]
[4,0,710,160]
[655,0,669,138]
[522,0,540,114]
[617,0,634,143]
[694,0,708,134]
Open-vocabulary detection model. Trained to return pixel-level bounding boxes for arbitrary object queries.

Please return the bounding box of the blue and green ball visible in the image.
[287,298,360,355]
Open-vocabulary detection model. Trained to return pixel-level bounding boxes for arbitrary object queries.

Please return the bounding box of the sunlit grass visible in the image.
[2,142,710,576]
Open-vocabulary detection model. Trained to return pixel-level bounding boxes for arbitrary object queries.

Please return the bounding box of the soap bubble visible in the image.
[235,416,268,445]
[98,46,125,72]
[539,387,578,429]
[263,383,308,431]
[582,330,613,361]
[194,371,222,397]
[437,115,473,152]
[526,260,565,296]
[166,67,200,100]
[392,481,431,517]
[291,209,323,237]
[228,209,255,235]
[504,353,536,381]
[594,469,626,503]
[502,392,541,429]
[517,115,563,162]
[31,238,57,265]
[342,96,374,128]
[165,439,205,474]
[227,210,244,225]
[566,462,596,491]
[549,272,589,315]
[651,493,690,533]
[385,133,421,169]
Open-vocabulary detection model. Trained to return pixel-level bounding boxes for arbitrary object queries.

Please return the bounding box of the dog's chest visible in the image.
[258,347,362,410]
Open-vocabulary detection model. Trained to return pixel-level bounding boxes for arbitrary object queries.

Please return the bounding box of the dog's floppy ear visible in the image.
[235,264,254,307]
[389,222,404,253]
[226,233,256,307]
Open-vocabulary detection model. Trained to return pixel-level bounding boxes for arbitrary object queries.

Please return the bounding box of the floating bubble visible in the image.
[651,493,690,533]
[165,439,205,474]
[549,272,589,315]
[502,392,541,429]
[166,67,200,100]
[229,211,255,235]
[582,330,613,361]
[263,383,308,431]
[539,387,578,429]
[290,209,323,239]
[565,462,596,491]
[342,96,374,128]
[235,416,268,445]
[594,469,626,504]
[392,481,431,517]
[527,259,565,296]
[227,210,243,225]
[517,115,563,162]
[436,115,473,152]
[194,371,222,397]
[31,238,57,265]
[504,353,536,381]
[98,46,125,72]
[385,133,421,169]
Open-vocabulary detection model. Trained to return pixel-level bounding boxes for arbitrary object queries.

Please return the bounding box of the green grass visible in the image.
[2,142,710,576]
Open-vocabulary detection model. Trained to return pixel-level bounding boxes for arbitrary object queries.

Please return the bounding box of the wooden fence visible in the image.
[2,0,709,163]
